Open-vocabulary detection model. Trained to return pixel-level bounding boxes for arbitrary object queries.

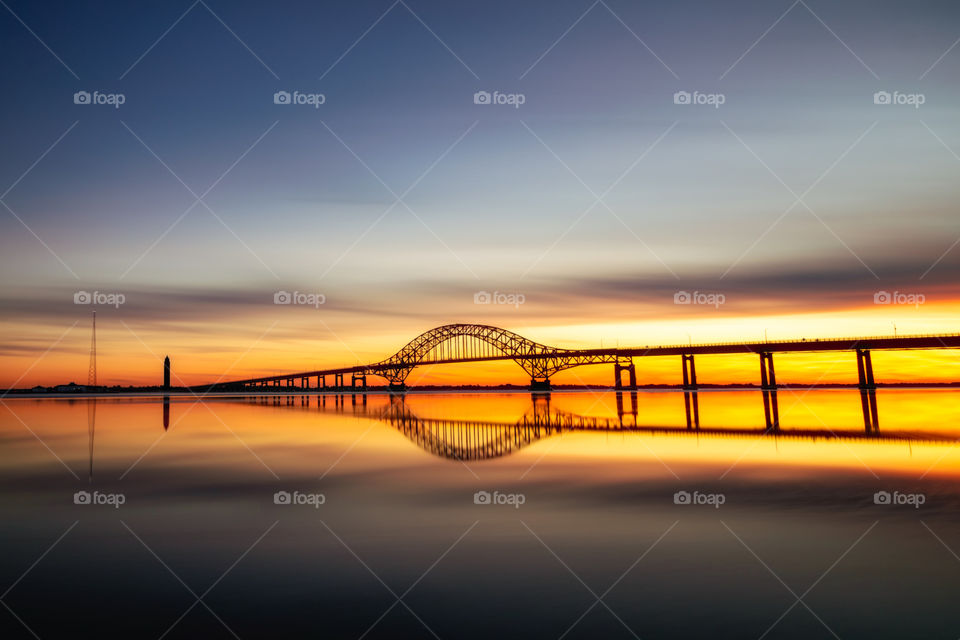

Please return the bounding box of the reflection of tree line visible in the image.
[231,391,945,463]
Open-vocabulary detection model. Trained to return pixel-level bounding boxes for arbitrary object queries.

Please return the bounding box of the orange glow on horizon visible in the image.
[3,299,959,388]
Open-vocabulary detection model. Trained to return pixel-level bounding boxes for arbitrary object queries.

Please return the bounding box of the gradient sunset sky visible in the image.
[2,0,960,387]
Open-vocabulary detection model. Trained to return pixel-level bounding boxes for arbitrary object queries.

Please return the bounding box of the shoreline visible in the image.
[4,381,960,398]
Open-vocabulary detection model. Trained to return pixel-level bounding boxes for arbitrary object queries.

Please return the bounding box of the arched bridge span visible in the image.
[202,325,960,392]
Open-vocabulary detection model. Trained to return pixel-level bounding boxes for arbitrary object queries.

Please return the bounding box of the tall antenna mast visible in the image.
[88,310,97,387]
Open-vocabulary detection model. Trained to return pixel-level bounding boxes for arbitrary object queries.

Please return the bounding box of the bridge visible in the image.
[201,324,960,402]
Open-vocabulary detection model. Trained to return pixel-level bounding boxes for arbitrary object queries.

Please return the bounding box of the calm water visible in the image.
[2,389,960,639]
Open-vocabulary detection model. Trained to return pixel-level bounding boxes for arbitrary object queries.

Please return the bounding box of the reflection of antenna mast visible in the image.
[87,398,96,482]
[87,310,96,481]
[88,310,96,387]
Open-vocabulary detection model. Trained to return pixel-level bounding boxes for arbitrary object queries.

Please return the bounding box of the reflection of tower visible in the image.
[87,398,96,482]
[162,395,170,431]
[87,310,97,387]
[163,356,171,390]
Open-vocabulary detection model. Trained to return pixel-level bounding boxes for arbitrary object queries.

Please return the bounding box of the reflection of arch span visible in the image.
[377,397,610,461]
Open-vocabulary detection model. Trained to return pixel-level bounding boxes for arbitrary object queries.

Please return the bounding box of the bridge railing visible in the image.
[635,332,960,352]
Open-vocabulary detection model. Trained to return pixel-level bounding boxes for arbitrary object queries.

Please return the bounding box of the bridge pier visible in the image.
[529,378,551,393]
[388,383,407,393]
[614,361,637,391]
[856,349,876,390]
[335,373,344,391]
[351,373,367,392]
[681,355,698,390]
[759,353,776,390]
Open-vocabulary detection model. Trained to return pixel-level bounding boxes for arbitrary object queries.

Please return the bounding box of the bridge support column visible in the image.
[614,361,637,391]
[759,353,776,390]
[681,355,698,390]
[389,383,407,393]
[856,349,876,390]
[351,373,367,391]
[529,378,551,393]
[335,373,343,391]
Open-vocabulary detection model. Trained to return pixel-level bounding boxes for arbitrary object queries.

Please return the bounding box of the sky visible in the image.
[1,0,960,387]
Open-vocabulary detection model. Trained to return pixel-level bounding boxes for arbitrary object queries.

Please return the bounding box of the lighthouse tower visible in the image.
[163,356,171,390]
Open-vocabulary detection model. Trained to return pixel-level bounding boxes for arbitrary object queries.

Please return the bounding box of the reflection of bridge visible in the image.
[234,392,955,462]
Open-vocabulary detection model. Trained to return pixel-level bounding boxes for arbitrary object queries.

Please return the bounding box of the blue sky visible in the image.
[2,0,960,383]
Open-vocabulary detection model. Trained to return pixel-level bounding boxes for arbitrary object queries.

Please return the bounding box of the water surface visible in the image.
[2,389,959,639]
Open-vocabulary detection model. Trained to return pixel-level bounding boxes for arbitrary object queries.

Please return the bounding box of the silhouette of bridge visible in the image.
[204,323,960,397]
